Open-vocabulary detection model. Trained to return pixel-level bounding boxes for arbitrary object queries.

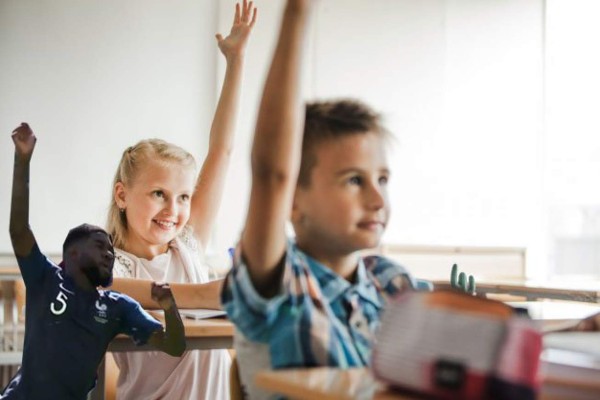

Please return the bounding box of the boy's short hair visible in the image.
[298,99,389,187]
[63,223,110,255]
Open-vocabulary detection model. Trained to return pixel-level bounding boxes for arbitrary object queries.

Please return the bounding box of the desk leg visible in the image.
[90,356,106,400]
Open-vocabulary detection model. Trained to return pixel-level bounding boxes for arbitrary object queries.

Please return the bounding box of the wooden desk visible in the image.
[108,311,233,352]
[508,300,600,324]
[0,268,22,281]
[254,302,600,400]
[256,368,397,400]
[433,280,600,303]
[90,316,234,400]
[255,365,600,400]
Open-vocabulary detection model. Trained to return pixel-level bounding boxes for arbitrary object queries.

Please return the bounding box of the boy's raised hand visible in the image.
[450,264,476,295]
[12,123,37,160]
[215,0,257,59]
[151,282,176,310]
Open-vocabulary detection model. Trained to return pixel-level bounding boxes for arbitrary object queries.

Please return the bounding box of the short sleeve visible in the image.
[16,242,54,286]
[364,255,416,295]
[118,295,163,345]
[221,243,291,343]
[177,225,201,253]
[113,252,134,278]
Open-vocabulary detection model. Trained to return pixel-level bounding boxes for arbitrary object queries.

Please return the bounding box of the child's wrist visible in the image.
[225,53,245,66]
[286,0,313,15]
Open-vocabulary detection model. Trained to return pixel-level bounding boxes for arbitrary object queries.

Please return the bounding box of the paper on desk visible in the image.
[180,309,226,320]
[151,309,226,320]
[541,332,600,385]
[544,332,600,357]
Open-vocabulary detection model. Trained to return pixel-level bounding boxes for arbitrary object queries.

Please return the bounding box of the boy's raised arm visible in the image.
[190,0,257,247]
[10,123,37,257]
[241,0,314,295]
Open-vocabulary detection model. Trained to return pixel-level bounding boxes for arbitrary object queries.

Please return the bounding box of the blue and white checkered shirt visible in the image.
[221,241,415,369]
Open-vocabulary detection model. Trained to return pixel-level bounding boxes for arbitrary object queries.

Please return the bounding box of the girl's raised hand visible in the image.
[215,0,257,60]
[11,123,37,160]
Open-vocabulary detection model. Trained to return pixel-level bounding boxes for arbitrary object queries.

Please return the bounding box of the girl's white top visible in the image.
[113,228,230,400]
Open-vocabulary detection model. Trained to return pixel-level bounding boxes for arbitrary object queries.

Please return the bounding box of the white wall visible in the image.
[215,0,546,277]
[545,0,600,277]
[210,0,288,257]
[1,0,548,280]
[318,0,545,277]
[0,0,218,253]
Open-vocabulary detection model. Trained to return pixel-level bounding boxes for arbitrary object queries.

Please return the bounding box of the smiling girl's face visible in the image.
[115,159,196,259]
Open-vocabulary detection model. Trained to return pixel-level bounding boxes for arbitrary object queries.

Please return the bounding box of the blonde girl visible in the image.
[107,2,257,399]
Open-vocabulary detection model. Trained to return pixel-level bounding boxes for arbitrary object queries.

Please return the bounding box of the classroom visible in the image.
[1,0,599,399]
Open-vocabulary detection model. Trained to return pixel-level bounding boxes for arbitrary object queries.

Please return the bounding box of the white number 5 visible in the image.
[50,291,68,315]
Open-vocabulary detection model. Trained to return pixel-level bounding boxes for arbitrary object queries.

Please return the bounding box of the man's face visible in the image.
[78,232,116,287]
[293,132,390,256]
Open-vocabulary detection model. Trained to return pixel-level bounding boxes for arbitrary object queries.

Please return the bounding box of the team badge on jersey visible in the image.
[94,300,108,324]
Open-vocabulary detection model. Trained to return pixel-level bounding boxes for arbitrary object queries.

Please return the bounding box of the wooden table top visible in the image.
[109,312,234,352]
[254,303,600,400]
[147,310,234,337]
[434,280,600,303]
[0,268,22,280]
[255,365,600,400]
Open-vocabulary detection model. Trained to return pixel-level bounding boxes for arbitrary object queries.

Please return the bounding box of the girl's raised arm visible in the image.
[189,0,257,247]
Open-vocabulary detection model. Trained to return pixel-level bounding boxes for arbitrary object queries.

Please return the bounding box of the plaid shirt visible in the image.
[221,241,415,369]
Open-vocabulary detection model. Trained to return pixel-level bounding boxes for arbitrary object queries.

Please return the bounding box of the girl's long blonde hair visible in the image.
[107,139,197,250]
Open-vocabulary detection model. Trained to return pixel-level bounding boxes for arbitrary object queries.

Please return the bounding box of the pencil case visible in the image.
[372,290,542,400]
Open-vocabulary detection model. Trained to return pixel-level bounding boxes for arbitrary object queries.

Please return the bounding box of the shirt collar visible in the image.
[298,248,382,308]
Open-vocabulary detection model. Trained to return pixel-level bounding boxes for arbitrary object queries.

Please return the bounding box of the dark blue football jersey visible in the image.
[1,244,162,400]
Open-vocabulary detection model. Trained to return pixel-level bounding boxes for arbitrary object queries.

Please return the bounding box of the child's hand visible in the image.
[567,312,600,332]
[450,264,476,295]
[215,0,257,60]
[151,282,176,310]
[11,123,37,160]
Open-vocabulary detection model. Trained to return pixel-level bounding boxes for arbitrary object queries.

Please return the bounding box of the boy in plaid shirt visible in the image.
[221,1,414,397]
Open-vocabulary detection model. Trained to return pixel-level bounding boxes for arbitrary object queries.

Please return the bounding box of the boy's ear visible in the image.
[114,182,127,209]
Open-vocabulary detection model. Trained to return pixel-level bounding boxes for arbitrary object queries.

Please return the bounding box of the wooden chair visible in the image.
[230,352,244,400]
[0,279,24,389]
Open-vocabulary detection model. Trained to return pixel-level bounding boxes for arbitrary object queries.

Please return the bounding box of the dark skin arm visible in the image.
[147,282,186,356]
[9,123,37,258]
